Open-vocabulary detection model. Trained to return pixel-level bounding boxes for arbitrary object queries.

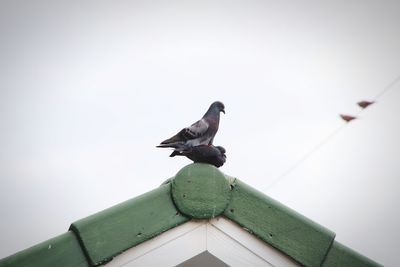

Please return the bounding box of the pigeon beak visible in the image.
[222,109,225,114]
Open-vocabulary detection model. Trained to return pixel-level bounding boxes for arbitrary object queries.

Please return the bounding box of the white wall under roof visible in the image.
[105,217,300,267]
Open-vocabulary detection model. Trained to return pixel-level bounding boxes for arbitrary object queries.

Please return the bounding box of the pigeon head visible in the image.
[215,146,226,154]
[207,101,225,115]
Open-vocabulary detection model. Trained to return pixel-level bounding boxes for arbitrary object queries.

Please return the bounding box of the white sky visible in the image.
[1,1,399,266]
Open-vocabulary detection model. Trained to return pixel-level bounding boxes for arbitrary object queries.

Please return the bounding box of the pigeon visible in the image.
[340,114,357,122]
[172,144,227,168]
[357,100,375,109]
[157,101,225,154]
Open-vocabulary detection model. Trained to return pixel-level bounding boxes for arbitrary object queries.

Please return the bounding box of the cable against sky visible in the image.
[263,74,400,192]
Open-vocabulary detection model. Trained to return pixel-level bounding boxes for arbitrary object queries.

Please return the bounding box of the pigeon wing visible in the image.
[185,118,209,139]
[159,118,209,145]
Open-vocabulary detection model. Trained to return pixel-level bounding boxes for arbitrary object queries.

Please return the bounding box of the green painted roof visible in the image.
[70,183,189,266]
[172,164,231,218]
[224,179,335,267]
[322,241,381,267]
[0,163,382,267]
[0,232,89,267]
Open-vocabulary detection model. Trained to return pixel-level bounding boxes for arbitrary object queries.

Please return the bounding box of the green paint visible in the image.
[322,241,383,267]
[70,183,189,266]
[0,232,89,267]
[1,164,382,267]
[172,163,230,219]
[223,179,335,267]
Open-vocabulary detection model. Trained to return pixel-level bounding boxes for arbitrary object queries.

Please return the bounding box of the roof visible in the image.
[0,163,382,267]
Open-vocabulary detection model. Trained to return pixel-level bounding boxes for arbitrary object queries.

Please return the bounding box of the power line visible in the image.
[374,74,400,100]
[262,74,400,192]
[262,123,347,192]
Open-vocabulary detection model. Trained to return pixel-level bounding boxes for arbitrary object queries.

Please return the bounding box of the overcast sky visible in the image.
[1,1,400,266]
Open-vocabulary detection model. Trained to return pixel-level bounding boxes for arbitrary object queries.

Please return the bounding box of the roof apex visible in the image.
[171,163,230,219]
[0,163,382,267]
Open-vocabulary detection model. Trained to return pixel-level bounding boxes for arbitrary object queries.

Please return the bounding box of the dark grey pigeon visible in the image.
[171,144,227,168]
[157,101,225,151]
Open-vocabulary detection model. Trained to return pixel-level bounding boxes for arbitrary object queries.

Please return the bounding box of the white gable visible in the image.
[105,217,300,267]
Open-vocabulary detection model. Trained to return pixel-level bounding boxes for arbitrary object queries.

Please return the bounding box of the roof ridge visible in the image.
[0,163,382,267]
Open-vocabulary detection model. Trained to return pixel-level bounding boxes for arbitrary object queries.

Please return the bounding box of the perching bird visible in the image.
[157,101,225,154]
[357,100,375,109]
[172,144,227,168]
[340,114,357,122]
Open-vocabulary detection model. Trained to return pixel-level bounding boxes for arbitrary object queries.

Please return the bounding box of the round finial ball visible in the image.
[171,163,230,219]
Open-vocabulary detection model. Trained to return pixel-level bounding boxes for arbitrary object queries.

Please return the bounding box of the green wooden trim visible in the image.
[0,232,89,267]
[322,241,383,267]
[172,163,230,219]
[0,164,382,267]
[223,179,335,267]
[70,183,189,266]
